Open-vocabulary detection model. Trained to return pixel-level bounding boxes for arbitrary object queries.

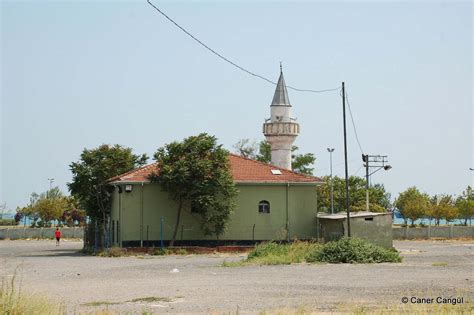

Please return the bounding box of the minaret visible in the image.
[263,65,300,170]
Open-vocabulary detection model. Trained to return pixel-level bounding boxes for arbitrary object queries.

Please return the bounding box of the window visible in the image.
[258,200,270,214]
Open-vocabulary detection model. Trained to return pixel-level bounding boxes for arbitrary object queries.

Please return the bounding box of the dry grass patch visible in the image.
[1,273,65,315]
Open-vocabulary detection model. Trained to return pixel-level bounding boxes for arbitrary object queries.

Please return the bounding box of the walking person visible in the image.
[55,227,61,246]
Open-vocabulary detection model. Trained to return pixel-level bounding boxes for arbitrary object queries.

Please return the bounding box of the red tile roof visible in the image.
[108,154,322,184]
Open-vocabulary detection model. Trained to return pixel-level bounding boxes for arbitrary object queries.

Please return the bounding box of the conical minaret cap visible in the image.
[271,67,291,106]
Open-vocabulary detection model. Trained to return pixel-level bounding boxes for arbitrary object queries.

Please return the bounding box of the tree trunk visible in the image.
[102,211,109,249]
[170,198,183,247]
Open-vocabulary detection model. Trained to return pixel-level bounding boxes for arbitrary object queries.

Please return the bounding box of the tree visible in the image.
[15,188,68,227]
[233,139,316,175]
[317,176,391,213]
[456,186,474,225]
[232,139,258,159]
[150,133,238,246]
[16,193,40,226]
[428,195,459,226]
[68,144,148,248]
[0,202,6,220]
[395,187,429,226]
[60,197,86,227]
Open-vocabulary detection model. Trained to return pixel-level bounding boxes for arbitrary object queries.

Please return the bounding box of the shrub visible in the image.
[0,219,18,226]
[98,247,127,257]
[153,248,169,256]
[307,237,401,263]
[174,248,188,255]
[247,242,289,259]
[245,241,322,265]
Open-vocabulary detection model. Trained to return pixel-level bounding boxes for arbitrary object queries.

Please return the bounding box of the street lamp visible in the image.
[362,155,391,212]
[327,148,335,214]
[48,178,54,190]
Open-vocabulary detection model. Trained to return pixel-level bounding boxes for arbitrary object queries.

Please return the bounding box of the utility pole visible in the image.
[363,154,370,211]
[362,154,391,212]
[327,148,335,214]
[342,82,351,237]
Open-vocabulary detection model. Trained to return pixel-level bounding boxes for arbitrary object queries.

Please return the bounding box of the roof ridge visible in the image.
[108,154,322,183]
[107,162,159,183]
[228,153,320,181]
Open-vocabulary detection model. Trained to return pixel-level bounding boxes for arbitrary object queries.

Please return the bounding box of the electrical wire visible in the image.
[353,165,363,176]
[344,89,365,154]
[314,158,359,174]
[146,0,340,93]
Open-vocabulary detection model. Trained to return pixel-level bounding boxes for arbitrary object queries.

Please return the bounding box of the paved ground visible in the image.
[0,240,472,314]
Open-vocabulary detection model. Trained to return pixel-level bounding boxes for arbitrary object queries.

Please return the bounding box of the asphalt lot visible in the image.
[0,239,472,314]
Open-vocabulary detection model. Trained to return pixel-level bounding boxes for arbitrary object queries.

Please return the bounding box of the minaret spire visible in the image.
[271,66,291,106]
[263,65,300,170]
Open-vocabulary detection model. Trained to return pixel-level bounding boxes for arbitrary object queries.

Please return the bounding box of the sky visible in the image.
[1,0,472,211]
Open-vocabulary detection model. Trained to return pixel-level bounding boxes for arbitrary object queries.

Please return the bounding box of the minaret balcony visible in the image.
[263,122,300,136]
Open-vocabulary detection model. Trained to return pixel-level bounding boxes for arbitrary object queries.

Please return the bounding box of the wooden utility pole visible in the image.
[342,82,351,237]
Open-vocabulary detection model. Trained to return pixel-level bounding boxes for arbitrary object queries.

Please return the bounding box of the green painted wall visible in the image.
[110,183,319,245]
[319,214,393,248]
[346,214,392,248]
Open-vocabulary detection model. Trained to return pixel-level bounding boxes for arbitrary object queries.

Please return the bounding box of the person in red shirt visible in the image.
[55,228,61,246]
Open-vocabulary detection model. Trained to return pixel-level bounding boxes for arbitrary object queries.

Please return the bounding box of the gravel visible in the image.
[0,239,472,313]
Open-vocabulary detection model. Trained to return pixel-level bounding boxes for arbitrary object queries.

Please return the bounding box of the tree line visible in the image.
[15,187,86,227]
[13,134,473,249]
[395,186,473,226]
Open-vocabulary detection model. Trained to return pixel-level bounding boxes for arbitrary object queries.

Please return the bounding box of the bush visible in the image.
[248,242,289,259]
[245,241,322,265]
[174,248,188,255]
[153,248,169,256]
[98,247,127,257]
[307,237,401,264]
[0,219,18,226]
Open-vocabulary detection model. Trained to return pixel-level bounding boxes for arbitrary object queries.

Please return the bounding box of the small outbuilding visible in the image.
[317,212,393,248]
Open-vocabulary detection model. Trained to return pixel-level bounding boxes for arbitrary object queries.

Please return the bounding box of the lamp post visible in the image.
[47,178,54,198]
[362,155,391,212]
[327,148,335,214]
[48,178,54,190]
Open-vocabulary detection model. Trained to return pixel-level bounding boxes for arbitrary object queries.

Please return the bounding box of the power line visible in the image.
[314,158,359,174]
[146,0,340,93]
[343,89,364,154]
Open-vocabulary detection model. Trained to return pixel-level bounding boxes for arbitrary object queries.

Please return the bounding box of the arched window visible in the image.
[258,200,270,214]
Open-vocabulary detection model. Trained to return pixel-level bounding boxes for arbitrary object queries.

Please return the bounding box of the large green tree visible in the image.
[317,176,391,213]
[233,139,316,175]
[68,144,147,248]
[456,186,474,225]
[150,133,237,246]
[395,187,429,225]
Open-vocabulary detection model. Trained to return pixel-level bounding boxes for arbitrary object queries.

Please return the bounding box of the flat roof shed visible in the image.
[317,212,393,248]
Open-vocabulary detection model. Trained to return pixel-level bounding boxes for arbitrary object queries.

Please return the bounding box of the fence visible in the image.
[0,227,84,240]
[392,226,474,239]
[1,226,472,241]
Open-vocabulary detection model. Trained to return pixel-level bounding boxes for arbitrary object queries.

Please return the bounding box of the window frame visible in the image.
[258,200,270,214]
